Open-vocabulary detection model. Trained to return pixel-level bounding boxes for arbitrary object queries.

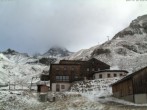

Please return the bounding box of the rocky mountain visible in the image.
[0,49,50,85]
[1,49,37,64]
[42,46,73,58]
[32,46,73,65]
[66,15,147,73]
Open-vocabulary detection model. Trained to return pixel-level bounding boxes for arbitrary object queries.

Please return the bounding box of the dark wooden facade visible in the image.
[112,66,147,103]
[112,78,133,98]
[59,58,110,79]
[49,64,82,83]
[133,68,147,95]
[49,64,82,90]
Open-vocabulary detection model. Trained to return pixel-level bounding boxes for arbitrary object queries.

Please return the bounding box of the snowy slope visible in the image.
[0,47,72,85]
[66,15,147,73]
[66,45,100,60]
[0,53,48,86]
[2,49,38,64]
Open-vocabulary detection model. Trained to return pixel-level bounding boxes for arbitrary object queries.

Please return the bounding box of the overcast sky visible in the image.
[0,0,147,54]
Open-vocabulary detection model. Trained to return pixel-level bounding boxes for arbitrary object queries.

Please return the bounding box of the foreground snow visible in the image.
[0,91,147,110]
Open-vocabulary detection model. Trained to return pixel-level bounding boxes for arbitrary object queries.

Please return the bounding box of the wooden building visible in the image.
[37,81,49,93]
[49,58,110,92]
[60,58,110,79]
[49,64,82,92]
[111,66,147,104]
[93,70,128,79]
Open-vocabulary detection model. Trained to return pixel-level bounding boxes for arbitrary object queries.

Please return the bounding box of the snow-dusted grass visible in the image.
[0,90,146,110]
[0,91,42,110]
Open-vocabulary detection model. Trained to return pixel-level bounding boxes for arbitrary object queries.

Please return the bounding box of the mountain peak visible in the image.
[43,46,73,58]
[2,48,29,57]
[113,14,147,40]
[130,14,147,27]
[3,48,18,55]
[50,46,68,52]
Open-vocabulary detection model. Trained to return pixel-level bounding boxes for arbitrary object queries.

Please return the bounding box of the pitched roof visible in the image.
[60,58,110,67]
[88,58,110,67]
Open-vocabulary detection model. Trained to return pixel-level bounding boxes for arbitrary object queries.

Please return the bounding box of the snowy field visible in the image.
[0,70,147,110]
[0,91,147,110]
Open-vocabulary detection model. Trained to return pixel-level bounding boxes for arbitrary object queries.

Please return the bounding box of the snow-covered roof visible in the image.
[37,81,49,85]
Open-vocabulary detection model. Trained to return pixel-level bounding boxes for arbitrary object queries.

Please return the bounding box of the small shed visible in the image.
[37,80,50,93]
[37,84,49,93]
[111,66,147,104]
[37,81,49,102]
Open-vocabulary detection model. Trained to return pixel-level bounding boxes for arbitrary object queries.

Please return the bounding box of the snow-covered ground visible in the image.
[0,91,147,110]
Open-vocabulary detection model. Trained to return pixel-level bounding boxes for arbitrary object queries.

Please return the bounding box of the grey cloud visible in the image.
[0,0,147,54]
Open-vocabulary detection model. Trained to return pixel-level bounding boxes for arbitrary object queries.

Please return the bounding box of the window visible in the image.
[114,74,117,77]
[99,74,102,78]
[56,76,69,81]
[56,76,62,81]
[87,68,89,71]
[56,76,60,80]
[107,74,110,78]
[63,76,66,80]
[61,85,65,89]
[65,76,69,81]
[62,76,69,81]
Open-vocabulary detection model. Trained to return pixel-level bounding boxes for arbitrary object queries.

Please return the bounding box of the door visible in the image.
[56,84,60,92]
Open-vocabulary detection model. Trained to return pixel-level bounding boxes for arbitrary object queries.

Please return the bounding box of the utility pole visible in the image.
[8,81,10,90]
[30,77,33,91]
[13,74,16,90]
[107,36,109,41]
[30,76,40,91]
[8,74,10,91]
